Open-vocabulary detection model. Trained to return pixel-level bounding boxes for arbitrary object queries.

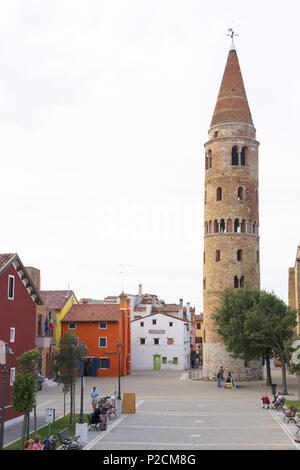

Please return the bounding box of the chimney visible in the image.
[139,284,142,296]
[25,267,40,291]
[179,298,184,318]
[186,302,191,321]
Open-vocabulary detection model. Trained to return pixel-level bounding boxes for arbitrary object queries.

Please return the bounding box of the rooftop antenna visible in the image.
[118,264,133,293]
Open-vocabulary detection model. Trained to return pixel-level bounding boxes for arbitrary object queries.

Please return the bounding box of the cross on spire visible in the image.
[226,28,239,43]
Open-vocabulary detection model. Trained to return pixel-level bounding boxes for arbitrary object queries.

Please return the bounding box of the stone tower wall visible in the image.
[202,120,262,380]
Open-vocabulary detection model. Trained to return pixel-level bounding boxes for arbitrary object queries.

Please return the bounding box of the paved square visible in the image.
[85,398,300,450]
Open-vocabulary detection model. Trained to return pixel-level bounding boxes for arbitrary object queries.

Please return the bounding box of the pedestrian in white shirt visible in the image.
[90,385,100,410]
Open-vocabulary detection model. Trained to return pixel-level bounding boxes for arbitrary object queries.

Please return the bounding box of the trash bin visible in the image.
[37,374,45,391]
[271,384,277,395]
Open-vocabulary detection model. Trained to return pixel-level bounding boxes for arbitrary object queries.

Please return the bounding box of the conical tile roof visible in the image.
[210,47,253,128]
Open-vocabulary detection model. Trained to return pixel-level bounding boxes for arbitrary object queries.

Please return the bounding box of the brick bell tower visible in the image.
[202,40,262,381]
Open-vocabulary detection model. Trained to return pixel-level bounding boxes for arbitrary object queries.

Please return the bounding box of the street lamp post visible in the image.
[117,342,123,400]
[104,342,123,401]
[78,342,87,425]
[0,342,13,450]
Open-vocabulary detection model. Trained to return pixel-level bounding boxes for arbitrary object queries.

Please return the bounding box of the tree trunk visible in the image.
[26,411,30,440]
[70,383,73,424]
[34,406,37,437]
[280,353,288,395]
[21,413,27,449]
[265,350,272,386]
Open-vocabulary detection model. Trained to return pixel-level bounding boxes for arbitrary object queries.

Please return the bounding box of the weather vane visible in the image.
[226,28,239,43]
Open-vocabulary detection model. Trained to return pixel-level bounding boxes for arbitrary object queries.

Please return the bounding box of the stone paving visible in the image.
[3,366,300,450]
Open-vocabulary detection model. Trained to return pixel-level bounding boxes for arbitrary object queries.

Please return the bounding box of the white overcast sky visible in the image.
[1,0,300,313]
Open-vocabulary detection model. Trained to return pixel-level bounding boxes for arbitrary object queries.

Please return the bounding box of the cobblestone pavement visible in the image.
[4,367,300,450]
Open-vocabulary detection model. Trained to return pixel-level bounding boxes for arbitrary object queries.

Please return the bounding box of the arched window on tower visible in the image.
[216,250,220,262]
[238,187,244,200]
[241,220,246,233]
[241,146,248,166]
[208,150,212,168]
[234,276,239,288]
[237,249,242,261]
[257,250,259,263]
[216,187,222,201]
[213,219,219,233]
[234,219,240,233]
[240,276,244,288]
[220,219,225,232]
[232,146,239,166]
[205,154,208,170]
[227,219,232,232]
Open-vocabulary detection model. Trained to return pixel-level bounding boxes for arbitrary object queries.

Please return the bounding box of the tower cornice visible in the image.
[204,135,260,147]
[209,122,256,132]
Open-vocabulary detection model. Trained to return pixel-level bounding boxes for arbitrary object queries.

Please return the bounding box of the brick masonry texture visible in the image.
[202,48,262,381]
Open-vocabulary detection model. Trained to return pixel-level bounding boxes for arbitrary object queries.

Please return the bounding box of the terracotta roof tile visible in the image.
[0,253,15,271]
[61,304,121,323]
[40,290,76,310]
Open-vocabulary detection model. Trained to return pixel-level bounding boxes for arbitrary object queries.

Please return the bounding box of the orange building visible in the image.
[61,293,131,377]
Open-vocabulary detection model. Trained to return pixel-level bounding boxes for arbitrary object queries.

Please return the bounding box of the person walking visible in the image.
[90,385,100,411]
[216,370,222,388]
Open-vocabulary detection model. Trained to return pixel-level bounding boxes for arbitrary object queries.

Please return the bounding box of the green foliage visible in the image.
[213,286,297,364]
[244,291,297,354]
[11,349,41,412]
[12,372,37,413]
[54,333,85,391]
[213,285,262,362]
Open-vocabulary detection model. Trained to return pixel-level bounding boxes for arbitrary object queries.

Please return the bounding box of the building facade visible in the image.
[61,293,131,377]
[194,314,204,360]
[131,312,190,371]
[0,254,42,422]
[288,245,300,335]
[202,43,262,381]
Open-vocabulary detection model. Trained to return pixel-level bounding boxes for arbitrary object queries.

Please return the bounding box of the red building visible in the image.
[61,293,131,377]
[0,254,42,422]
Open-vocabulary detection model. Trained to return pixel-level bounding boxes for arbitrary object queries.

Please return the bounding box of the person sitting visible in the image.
[24,439,34,450]
[91,405,101,425]
[32,435,44,450]
[225,371,232,384]
[98,404,107,430]
[274,393,284,409]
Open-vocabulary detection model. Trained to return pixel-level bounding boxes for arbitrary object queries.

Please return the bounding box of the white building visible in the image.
[131,312,191,371]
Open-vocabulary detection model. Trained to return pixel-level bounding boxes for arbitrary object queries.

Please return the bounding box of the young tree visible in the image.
[11,349,41,449]
[244,291,297,395]
[213,285,266,363]
[54,333,84,424]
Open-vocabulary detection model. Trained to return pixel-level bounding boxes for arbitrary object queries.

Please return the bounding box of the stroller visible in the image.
[261,395,271,409]
[42,435,58,450]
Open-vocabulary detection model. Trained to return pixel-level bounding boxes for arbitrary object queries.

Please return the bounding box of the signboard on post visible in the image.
[45,408,55,423]
[45,408,55,436]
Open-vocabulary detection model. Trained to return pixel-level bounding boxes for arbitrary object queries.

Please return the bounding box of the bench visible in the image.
[58,428,80,449]
[283,407,298,424]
